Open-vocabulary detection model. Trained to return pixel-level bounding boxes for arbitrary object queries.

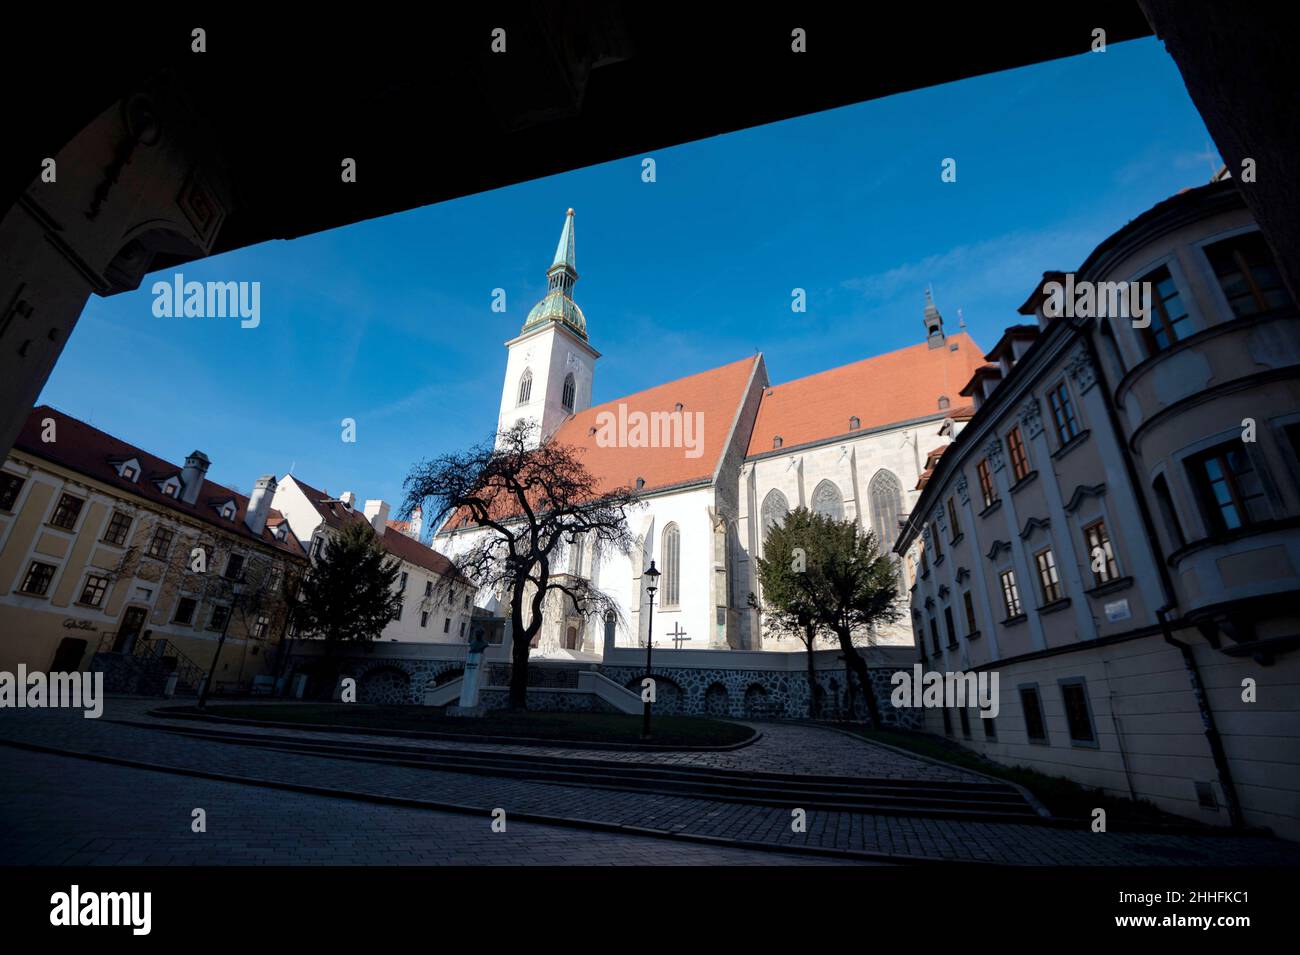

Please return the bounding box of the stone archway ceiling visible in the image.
[2,5,1152,269]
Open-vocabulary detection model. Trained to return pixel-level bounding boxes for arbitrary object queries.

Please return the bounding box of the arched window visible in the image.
[569,534,585,576]
[868,470,904,551]
[517,368,532,405]
[561,373,576,412]
[760,489,790,543]
[661,523,681,607]
[811,480,844,521]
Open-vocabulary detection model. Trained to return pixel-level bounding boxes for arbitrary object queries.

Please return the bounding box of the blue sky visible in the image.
[40,37,1218,507]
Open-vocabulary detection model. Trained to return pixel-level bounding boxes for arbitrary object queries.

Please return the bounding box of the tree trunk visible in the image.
[836,629,882,728]
[804,624,819,720]
[508,627,532,710]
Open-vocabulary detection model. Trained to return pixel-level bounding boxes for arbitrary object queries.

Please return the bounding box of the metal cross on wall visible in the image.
[668,622,689,649]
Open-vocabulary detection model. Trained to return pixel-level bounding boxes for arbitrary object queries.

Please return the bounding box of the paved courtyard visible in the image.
[2,698,1298,866]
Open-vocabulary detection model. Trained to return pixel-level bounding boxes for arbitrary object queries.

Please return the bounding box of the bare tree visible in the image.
[401,421,639,709]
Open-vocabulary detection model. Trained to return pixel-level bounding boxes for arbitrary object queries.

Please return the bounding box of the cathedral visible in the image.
[434,209,986,657]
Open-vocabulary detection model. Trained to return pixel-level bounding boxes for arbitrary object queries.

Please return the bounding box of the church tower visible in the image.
[497,208,601,446]
[923,287,947,348]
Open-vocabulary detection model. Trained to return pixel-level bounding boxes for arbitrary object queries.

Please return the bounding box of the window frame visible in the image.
[1034,546,1063,604]
[103,510,133,546]
[1006,426,1030,482]
[1058,677,1099,748]
[1047,380,1082,447]
[1019,683,1049,743]
[998,568,1023,620]
[146,526,175,560]
[78,572,111,608]
[1082,518,1118,586]
[49,492,85,530]
[20,560,58,596]
[1187,439,1269,535]
[0,473,24,512]
[976,458,997,509]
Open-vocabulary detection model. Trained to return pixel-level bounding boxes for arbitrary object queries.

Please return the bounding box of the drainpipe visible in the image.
[1079,324,1245,829]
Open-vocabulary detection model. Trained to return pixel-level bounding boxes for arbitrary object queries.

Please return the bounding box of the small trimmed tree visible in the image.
[752,507,900,726]
[294,520,404,694]
[752,508,831,718]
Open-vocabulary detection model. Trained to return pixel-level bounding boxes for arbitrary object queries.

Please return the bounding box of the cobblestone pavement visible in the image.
[3,701,1299,866]
[131,699,980,781]
[0,749,846,866]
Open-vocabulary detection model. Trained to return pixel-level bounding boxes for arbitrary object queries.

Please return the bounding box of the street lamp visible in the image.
[198,577,246,709]
[642,560,660,740]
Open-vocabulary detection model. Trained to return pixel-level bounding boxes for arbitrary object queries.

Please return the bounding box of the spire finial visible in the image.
[550,207,576,274]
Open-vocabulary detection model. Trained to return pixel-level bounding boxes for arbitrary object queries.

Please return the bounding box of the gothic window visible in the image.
[561,373,576,412]
[569,533,585,576]
[661,523,681,607]
[760,489,790,543]
[517,368,532,405]
[811,480,844,521]
[868,470,903,551]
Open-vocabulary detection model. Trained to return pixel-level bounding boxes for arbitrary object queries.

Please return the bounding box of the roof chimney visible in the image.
[245,475,277,536]
[339,491,355,509]
[180,451,210,505]
[364,499,390,534]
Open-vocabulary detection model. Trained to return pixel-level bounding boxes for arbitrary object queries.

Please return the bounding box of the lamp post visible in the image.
[198,577,245,709]
[642,560,660,740]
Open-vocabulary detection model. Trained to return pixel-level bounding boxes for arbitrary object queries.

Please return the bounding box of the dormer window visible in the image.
[219,500,237,521]
[849,416,860,430]
[159,477,181,498]
[116,458,141,482]
[773,435,783,449]
[938,395,951,411]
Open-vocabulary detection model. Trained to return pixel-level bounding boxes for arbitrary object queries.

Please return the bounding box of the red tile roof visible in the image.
[288,475,470,584]
[14,406,305,559]
[548,354,763,495]
[745,333,986,456]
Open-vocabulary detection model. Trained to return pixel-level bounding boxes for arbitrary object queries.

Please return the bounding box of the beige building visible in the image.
[896,178,1300,839]
[0,406,307,693]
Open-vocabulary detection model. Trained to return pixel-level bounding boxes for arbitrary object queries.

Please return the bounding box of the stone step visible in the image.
[119,720,1044,822]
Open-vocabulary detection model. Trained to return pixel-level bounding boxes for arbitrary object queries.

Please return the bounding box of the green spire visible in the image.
[522,208,587,340]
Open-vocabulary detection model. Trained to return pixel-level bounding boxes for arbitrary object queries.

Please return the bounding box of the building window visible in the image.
[941,706,953,735]
[1059,679,1097,745]
[982,714,997,739]
[1006,427,1030,482]
[1189,440,1269,534]
[443,617,451,633]
[569,534,585,576]
[424,580,433,597]
[1047,382,1081,445]
[174,597,197,625]
[946,497,961,541]
[561,373,576,412]
[811,480,845,521]
[253,615,270,639]
[919,545,929,578]
[1138,265,1192,355]
[78,573,110,608]
[998,569,1022,619]
[310,536,325,560]
[1204,231,1289,319]
[1082,520,1117,585]
[1020,685,1047,742]
[394,600,403,621]
[161,481,179,498]
[460,620,466,637]
[963,590,977,635]
[420,611,429,628]
[209,605,230,631]
[0,474,24,511]
[50,493,84,530]
[147,527,175,560]
[976,459,997,508]
[928,617,941,655]
[938,395,951,411]
[943,606,957,648]
[849,416,860,430]
[760,489,790,544]
[868,470,904,551]
[103,511,132,546]
[1034,547,1062,603]
[957,706,971,738]
[517,368,533,405]
[463,595,471,609]
[20,561,57,596]
[661,523,681,607]
[224,553,245,581]
[930,525,942,561]
[398,571,408,591]
[773,435,783,449]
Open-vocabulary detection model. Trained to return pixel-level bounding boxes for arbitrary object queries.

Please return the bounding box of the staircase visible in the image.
[93,634,205,697]
[121,719,1045,823]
